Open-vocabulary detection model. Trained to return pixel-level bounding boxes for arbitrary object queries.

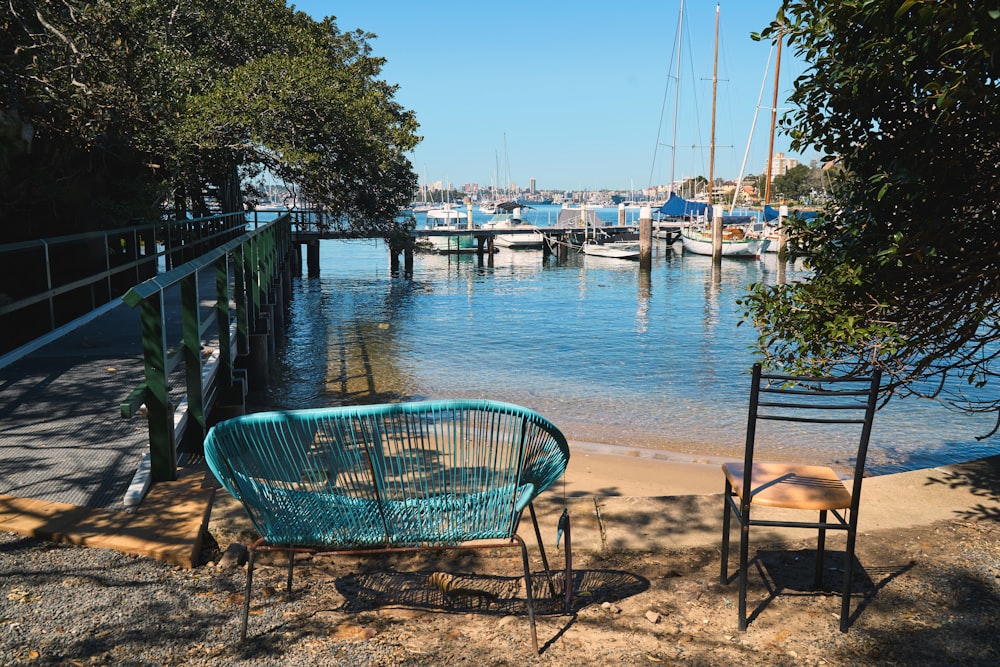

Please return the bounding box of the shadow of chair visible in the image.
[720,362,881,632]
[751,548,914,629]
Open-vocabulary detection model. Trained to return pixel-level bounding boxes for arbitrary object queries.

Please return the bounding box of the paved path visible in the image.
[0,300,152,511]
[0,276,217,568]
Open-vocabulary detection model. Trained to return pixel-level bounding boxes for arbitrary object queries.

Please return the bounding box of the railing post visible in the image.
[233,245,250,357]
[139,291,177,482]
[216,254,236,393]
[180,273,206,451]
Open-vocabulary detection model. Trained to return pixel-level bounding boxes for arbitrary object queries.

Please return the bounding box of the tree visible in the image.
[741,1,1000,423]
[770,163,812,201]
[0,1,419,242]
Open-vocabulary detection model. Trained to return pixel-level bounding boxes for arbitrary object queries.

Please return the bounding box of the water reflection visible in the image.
[637,268,651,335]
[261,238,1000,474]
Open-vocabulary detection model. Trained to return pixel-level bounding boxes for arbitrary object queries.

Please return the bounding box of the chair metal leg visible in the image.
[241,547,257,642]
[840,524,858,632]
[815,510,827,590]
[560,508,573,613]
[737,502,750,631]
[721,480,732,584]
[528,503,558,600]
[516,535,540,653]
[287,551,295,593]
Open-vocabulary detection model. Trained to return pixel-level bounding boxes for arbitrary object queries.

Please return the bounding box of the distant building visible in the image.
[765,153,799,179]
[529,178,536,194]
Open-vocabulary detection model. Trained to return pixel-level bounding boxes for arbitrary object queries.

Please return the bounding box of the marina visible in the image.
[257,220,1000,477]
[407,202,674,259]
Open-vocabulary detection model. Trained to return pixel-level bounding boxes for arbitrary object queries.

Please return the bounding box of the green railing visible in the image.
[120,215,292,483]
[0,212,246,357]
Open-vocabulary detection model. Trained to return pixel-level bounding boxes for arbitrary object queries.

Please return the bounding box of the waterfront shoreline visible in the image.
[564,439,731,497]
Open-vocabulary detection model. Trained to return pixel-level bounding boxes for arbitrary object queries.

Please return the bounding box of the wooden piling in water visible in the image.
[306,239,320,277]
[639,206,653,269]
[776,204,789,260]
[291,243,302,277]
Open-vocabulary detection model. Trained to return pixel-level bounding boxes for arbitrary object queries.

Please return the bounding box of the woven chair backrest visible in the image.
[204,399,570,548]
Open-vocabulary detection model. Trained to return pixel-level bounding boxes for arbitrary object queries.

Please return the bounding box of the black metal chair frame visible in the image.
[721,362,881,632]
[240,503,573,654]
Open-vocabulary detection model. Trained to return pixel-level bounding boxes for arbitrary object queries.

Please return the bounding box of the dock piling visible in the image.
[639,206,653,269]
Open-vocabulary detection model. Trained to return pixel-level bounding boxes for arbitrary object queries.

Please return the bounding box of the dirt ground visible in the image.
[202,513,1000,666]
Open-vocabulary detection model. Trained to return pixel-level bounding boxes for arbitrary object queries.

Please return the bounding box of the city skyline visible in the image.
[423,151,806,196]
[289,1,819,191]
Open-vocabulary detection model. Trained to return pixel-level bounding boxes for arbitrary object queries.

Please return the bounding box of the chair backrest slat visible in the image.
[743,362,882,513]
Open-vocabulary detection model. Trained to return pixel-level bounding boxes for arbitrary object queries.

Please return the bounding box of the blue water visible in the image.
[261,205,999,475]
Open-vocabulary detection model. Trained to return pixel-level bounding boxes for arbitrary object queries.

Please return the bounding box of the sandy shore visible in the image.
[562,439,731,497]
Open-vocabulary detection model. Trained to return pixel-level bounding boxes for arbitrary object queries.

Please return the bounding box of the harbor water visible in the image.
[258,205,999,475]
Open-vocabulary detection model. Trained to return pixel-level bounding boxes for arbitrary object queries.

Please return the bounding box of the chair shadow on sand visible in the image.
[333,566,650,649]
[736,548,915,628]
[337,567,649,615]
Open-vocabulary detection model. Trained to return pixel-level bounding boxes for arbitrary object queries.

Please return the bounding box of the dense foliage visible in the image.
[742,1,1000,421]
[770,163,826,202]
[0,0,419,241]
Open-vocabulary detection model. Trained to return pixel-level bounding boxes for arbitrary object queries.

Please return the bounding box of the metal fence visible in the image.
[120,214,293,482]
[0,213,247,356]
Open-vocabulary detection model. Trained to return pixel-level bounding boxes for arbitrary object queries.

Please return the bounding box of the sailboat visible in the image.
[412,167,434,213]
[679,4,769,258]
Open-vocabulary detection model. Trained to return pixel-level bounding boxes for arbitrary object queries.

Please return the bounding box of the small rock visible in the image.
[497,615,520,628]
[217,543,247,569]
[645,610,661,624]
[331,621,376,640]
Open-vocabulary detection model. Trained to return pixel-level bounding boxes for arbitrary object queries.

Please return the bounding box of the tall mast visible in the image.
[669,0,685,189]
[707,4,719,207]
[764,31,783,205]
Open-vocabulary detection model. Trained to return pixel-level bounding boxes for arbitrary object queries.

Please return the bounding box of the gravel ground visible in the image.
[2,517,1000,666]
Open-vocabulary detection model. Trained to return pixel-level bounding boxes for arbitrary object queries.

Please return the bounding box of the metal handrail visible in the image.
[0,213,247,355]
[120,214,292,482]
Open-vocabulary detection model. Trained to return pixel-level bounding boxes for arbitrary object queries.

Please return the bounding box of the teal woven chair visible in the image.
[204,399,571,653]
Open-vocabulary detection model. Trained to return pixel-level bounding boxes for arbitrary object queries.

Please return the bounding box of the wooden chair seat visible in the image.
[720,363,882,633]
[722,462,853,510]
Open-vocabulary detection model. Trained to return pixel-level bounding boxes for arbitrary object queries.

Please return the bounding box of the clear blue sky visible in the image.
[289,1,818,192]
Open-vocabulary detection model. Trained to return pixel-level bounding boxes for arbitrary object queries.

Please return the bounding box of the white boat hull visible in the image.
[680,229,769,257]
[582,242,641,260]
[482,213,545,249]
[420,234,478,253]
[493,233,545,249]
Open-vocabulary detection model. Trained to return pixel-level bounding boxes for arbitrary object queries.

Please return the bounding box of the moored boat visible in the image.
[581,239,641,260]
[481,203,545,249]
[675,4,768,259]
[679,223,769,257]
[416,204,477,254]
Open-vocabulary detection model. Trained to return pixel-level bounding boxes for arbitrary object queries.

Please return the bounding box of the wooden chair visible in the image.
[720,362,881,632]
